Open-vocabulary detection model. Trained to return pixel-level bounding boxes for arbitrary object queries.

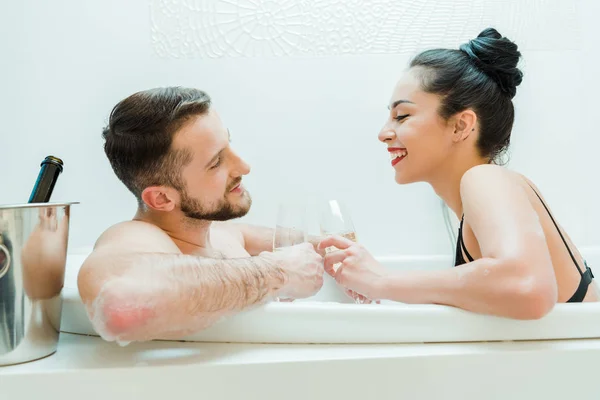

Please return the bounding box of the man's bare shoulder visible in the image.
[93,220,180,254]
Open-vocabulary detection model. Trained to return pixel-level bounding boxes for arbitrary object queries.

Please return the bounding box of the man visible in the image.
[78,87,324,344]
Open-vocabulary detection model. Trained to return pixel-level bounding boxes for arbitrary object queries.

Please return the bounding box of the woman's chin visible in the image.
[394,170,414,185]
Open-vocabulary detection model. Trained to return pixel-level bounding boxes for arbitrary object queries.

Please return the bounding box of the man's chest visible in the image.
[196,228,250,259]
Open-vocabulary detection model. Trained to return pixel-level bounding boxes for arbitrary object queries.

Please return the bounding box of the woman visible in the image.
[318,28,597,319]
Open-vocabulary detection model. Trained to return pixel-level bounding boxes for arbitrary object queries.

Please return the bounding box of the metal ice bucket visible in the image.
[0,202,77,366]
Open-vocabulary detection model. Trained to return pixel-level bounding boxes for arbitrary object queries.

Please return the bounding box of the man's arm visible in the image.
[228,223,274,256]
[229,223,324,256]
[77,221,289,343]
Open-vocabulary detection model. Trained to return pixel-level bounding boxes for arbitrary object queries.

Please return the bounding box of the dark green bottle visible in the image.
[28,156,64,203]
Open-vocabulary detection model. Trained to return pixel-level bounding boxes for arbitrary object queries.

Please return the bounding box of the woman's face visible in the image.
[378,68,457,185]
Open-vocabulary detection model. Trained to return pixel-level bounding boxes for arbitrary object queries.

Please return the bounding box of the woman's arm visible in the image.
[321,165,558,319]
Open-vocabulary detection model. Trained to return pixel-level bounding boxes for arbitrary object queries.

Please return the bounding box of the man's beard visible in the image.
[179,180,252,222]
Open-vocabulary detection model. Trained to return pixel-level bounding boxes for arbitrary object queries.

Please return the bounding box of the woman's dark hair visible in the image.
[409,27,523,162]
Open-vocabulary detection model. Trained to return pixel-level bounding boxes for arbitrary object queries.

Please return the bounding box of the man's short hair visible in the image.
[102,87,211,205]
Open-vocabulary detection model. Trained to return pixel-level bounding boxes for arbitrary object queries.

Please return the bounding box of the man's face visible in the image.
[172,109,252,221]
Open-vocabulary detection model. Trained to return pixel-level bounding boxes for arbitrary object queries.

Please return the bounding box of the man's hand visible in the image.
[261,243,324,299]
[307,234,327,257]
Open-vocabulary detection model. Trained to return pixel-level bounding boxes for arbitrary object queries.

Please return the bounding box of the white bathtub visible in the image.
[3,247,600,399]
[59,246,600,344]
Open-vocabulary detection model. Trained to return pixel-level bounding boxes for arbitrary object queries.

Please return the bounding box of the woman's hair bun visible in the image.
[459,27,523,98]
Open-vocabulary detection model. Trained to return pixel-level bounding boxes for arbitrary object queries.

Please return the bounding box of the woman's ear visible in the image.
[452,109,478,142]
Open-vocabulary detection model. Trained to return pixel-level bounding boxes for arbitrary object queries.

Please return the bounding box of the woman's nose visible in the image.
[378,124,396,143]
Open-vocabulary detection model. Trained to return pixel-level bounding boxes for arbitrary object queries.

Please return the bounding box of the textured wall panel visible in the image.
[150,0,581,58]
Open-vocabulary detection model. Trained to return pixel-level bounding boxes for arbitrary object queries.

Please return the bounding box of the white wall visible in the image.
[1,0,598,257]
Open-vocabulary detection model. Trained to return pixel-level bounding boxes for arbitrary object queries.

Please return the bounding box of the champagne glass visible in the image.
[273,200,308,301]
[319,199,357,243]
[273,201,307,251]
[319,199,366,304]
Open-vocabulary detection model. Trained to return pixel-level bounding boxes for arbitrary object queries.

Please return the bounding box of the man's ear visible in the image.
[451,109,477,143]
[140,186,179,212]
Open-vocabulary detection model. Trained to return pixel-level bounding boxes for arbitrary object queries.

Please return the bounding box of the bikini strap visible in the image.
[458,216,475,262]
[527,183,585,276]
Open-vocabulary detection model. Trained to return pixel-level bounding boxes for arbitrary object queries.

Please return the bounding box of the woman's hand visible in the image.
[318,235,387,301]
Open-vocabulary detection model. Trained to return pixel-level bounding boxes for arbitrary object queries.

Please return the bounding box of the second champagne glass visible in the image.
[319,199,367,304]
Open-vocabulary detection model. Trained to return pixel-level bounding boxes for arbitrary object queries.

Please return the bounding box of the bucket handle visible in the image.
[0,241,11,279]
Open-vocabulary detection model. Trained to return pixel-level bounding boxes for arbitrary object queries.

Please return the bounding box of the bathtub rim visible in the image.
[59,245,600,344]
